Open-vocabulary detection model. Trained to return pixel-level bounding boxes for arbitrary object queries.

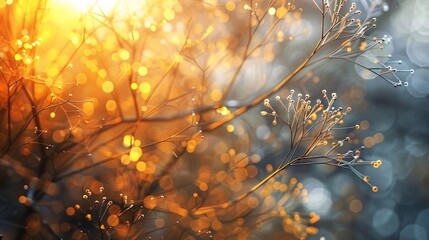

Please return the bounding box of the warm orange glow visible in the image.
[1,0,395,238]
[58,0,119,14]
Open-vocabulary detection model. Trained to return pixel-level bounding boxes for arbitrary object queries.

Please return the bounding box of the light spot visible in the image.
[136,161,146,172]
[225,1,235,11]
[349,199,363,213]
[102,81,114,93]
[138,66,148,76]
[210,89,222,101]
[163,8,175,21]
[105,100,117,111]
[139,82,151,94]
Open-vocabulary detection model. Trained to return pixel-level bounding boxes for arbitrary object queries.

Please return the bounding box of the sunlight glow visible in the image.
[58,0,146,16]
[68,0,118,14]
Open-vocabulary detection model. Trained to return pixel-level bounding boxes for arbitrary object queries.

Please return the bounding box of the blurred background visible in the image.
[0,0,428,239]
[290,0,429,239]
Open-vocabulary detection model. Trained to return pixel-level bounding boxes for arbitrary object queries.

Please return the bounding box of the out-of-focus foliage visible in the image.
[0,0,426,239]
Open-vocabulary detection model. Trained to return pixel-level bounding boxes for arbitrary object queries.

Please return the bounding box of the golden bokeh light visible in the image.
[57,0,120,14]
[0,0,401,238]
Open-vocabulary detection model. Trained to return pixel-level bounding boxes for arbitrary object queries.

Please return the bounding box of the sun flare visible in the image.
[57,0,145,15]
[65,0,117,13]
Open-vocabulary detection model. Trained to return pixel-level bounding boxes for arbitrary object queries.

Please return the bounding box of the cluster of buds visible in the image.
[261,90,380,192]
[12,35,42,65]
